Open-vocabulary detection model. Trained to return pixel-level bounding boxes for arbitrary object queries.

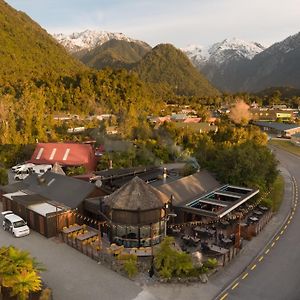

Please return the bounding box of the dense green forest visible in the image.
[79,39,151,70]
[0,0,86,83]
[134,44,220,97]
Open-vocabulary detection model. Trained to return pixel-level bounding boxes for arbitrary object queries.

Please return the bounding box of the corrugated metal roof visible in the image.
[254,121,300,132]
[157,171,220,206]
[30,143,96,171]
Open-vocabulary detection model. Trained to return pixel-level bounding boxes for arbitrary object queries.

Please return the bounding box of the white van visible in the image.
[1,211,30,237]
[11,163,35,173]
[14,169,30,181]
[32,164,52,175]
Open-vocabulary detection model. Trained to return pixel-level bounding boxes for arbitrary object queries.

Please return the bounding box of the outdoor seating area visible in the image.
[170,203,272,266]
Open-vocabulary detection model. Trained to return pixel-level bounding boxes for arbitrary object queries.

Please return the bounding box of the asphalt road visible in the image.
[219,147,300,300]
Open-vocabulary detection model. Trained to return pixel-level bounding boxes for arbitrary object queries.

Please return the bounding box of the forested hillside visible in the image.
[0,0,86,83]
[79,39,151,70]
[134,44,220,97]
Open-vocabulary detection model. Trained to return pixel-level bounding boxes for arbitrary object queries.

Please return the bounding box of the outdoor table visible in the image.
[190,237,201,243]
[209,244,229,254]
[194,226,207,233]
[259,206,269,211]
[207,229,216,236]
[221,238,232,244]
[76,231,97,241]
[254,210,263,216]
[249,216,259,222]
[62,225,83,234]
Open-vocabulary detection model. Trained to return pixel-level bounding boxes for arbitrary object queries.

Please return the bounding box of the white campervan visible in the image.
[32,164,52,175]
[14,169,30,181]
[11,162,35,173]
[1,211,30,237]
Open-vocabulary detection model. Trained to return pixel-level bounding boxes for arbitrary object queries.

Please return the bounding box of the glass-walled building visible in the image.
[102,177,170,248]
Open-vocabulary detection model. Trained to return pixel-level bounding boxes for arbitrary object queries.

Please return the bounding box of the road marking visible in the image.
[259,256,264,262]
[287,220,291,224]
[242,273,249,280]
[280,230,284,235]
[219,293,228,300]
[290,216,293,220]
[284,225,288,229]
[232,282,239,290]
[276,236,280,241]
[251,264,257,270]
[265,249,270,254]
[271,242,275,247]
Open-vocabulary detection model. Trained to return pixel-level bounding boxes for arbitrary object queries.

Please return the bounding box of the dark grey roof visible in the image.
[11,194,48,207]
[157,171,220,206]
[3,172,96,209]
[31,172,96,208]
[254,121,300,132]
[1,181,28,194]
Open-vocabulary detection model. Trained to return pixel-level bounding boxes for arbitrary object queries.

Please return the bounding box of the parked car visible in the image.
[1,211,30,237]
[11,162,35,173]
[14,169,30,181]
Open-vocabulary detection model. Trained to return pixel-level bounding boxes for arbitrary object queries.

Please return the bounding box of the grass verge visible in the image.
[269,139,300,156]
[262,175,285,212]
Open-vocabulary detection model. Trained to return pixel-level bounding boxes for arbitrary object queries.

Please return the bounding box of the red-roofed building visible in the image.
[30,143,97,172]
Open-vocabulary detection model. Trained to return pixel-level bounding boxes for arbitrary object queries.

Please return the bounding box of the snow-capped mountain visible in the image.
[182,38,265,67]
[182,38,266,92]
[240,32,300,92]
[53,29,146,53]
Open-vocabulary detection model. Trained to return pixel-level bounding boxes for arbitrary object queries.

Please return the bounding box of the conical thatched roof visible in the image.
[104,176,169,211]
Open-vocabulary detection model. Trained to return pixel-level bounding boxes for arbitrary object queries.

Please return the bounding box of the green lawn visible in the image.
[269,139,300,156]
[262,175,285,212]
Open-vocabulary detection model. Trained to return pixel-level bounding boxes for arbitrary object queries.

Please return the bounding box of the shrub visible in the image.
[203,258,218,269]
[154,236,193,279]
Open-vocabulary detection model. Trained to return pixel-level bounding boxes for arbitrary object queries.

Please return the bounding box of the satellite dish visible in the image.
[95,180,102,188]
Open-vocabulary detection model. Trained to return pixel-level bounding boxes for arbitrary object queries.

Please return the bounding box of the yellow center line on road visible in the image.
[258,256,264,262]
[219,293,228,300]
[232,282,239,290]
[242,273,249,280]
[265,249,270,254]
[251,264,257,270]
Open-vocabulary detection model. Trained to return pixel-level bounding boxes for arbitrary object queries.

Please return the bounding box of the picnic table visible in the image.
[221,238,232,244]
[209,244,229,254]
[62,225,83,234]
[254,210,263,216]
[259,206,269,211]
[182,235,200,246]
[76,231,97,241]
[194,227,216,236]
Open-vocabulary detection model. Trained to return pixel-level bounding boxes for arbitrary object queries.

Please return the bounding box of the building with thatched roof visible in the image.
[102,177,170,248]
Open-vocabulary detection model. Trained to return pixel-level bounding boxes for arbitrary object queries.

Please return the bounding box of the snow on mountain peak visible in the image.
[183,38,265,66]
[53,29,141,53]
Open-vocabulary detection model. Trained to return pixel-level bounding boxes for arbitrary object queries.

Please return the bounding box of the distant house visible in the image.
[30,143,97,172]
[171,113,188,122]
[254,121,300,137]
[183,117,201,123]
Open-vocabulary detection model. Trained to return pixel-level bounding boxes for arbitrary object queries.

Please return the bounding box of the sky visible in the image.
[6,0,300,48]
